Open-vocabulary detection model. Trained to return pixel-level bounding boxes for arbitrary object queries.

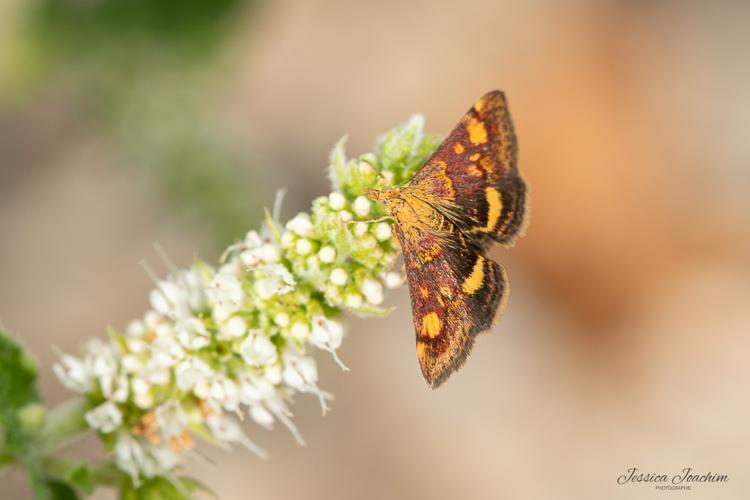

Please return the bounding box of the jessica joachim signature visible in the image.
[617,467,729,487]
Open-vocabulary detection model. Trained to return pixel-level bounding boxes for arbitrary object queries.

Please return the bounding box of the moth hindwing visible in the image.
[367,90,527,388]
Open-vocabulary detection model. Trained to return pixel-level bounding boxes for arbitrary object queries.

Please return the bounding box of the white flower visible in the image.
[85,401,123,433]
[249,405,275,428]
[126,320,146,337]
[274,313,290,328]
[358,160,374,175]
[361,236,377,249]
[121,354,142,374]
[305,255,320,273]
[287,213,313,237]
[240,240,279,267]
[148,268,205,321]
[264,363,283,385]
[207,269,245,321]
[126,336,147,354]
[361,278,384,305]
[280,231,294,248]
[373,222,392,241]
[239,333,278,367]
[295,238,312,255]
[245,230,263,248]
[353,222,368,237]
[345,293,363,309]
[150,335,184,370]
[328,192,346,210]
[385,271,404,289]
[114,433,180,486]
[209,375,241,412]
[329,268,348,286]
[353,196,371,217]
[318,246,336,264]
[131,377,153,409]
[141,445,180,478]
[297,357,319,385]
[205,415,267,458]
[311,315,344,351]
[155,401,187,440]
[105,374,129,403]
[282,356,319,390]
[282,365,305,389]
[114,433,146,486]
[175,357,213,393]
[53,116,428,480]
[53,354,93,393]
[176,317,210,349]
[291,321,310,340]
[254,263,295,299]
[220,316,247,339]
[381,170,395,185]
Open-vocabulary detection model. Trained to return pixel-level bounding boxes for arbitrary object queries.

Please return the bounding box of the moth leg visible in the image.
[343,215,394,225]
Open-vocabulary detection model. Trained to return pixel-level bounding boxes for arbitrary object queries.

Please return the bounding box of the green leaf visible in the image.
[45,479,80,500]
[0,331,41,433]
[120,475,215,500]
[0,331,83,499]
[375,114,441,185]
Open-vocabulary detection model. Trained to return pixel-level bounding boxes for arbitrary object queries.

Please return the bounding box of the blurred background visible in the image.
[1,0,749,498]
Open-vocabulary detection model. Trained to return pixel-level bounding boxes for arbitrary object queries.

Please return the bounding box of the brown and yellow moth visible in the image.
[367,90,528,388]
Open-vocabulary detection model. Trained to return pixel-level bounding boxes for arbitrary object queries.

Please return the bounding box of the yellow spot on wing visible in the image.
[469,153,480,161]
[420,287,430,299]
[416,342,427,359]
[421,312,442,339]
[454,143,465,154]
[474,187,503,233]
[467,118,488,145]
[462,256,485,294]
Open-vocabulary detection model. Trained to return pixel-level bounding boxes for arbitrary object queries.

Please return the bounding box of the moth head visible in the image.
[365,187,404,213]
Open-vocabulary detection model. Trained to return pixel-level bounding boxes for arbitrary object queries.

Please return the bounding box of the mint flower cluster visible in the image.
[53,115,441,487]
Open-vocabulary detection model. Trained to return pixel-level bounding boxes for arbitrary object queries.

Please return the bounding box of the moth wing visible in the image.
[409,90,527,249]
[394,222,508,388]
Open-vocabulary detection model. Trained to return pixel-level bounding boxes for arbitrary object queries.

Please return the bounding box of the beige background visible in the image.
[2,0,749,498]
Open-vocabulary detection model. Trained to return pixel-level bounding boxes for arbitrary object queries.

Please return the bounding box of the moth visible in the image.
[366,90,527,388]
